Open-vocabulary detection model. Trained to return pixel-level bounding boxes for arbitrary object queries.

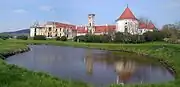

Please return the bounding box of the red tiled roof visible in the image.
[117,7,137,20]
[139,22,147,29]
[107,25,116,31]
[44,22,117,33]
[147,22,155,29]
[54,22,76,30]
[139,22,155,30]
[94,25,116,33]
[76,26,88,33]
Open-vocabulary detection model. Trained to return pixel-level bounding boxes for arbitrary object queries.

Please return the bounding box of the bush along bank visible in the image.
[0,47,30,59]
[73,31,165,44]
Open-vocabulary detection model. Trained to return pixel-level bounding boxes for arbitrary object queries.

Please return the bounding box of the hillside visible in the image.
[1,29,30,36]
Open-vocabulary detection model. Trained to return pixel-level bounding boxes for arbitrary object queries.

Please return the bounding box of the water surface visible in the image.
[6,45,174,87]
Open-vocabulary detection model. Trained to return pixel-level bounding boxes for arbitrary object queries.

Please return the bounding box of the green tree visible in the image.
[56,37,61,41]
[33,35,46,40]
[60,36,67,41]
[16,35,28,40]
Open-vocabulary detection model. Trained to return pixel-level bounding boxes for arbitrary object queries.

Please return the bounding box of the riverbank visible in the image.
[1,39,180,87]
[0,40,91,87]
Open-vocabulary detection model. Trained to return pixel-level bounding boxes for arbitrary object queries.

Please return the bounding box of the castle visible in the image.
[30,6,155,39]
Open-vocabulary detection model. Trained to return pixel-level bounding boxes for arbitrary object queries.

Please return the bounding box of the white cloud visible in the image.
[13,9,27,13]
[39,6,53,11]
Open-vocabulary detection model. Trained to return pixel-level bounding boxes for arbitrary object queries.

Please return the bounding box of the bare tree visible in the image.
[175,21,180,29]
[138,17,151,24]
[127,21,139,35]
[138,17,158,30]
[162,24,179,39]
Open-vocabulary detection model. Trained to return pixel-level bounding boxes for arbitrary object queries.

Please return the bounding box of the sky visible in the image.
[0,0,180,32]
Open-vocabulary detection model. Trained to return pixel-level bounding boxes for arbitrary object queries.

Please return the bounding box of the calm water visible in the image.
[6,45,174,87]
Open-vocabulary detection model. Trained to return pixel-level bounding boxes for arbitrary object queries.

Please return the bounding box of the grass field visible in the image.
[0,39,180,87]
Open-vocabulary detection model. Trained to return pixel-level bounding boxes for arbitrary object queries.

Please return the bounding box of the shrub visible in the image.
[73,31,167,44]
[100,34,112,43]
[0,36,8,40]
[114,32,133,43]
[33,35,46,40]
[60,36,67,41]
[85,34,101,43]
[143,31,165,42]
[113,32,146,43]
[74,34,112,43]
[56,37,61,41]
[131,35,145,43]
[74,35,87,42]
[113,32,124,43]
[73,36,78,42]
[16,35,28,40]
[164,38,180,44]
[0,34,11,40]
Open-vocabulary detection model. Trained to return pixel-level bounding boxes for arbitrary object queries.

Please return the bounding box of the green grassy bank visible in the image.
[0,39,180,87]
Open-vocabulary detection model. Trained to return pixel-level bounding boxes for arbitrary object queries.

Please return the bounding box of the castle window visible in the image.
[140,30,142,33]
[124,26,128,33]
[49,27,52,31]
[60,33,61,37]
[89,23,92,26]
[56,29,57,32]
[48,33,50,37]
[55,33,57,37]
[125,22,127,24]
[34,28,37,36]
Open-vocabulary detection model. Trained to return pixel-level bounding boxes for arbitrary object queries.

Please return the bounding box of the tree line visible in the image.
[73,31,165,44]
[73,22,180,44]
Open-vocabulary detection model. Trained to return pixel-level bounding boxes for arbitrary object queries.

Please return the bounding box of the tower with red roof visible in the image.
[88,14,95,34]
[116,5,139,35]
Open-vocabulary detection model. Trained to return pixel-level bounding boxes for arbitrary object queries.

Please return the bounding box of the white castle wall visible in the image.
[30,28,35,37]
[116,19,139,35]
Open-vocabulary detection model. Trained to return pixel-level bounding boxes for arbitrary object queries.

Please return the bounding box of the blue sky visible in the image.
[0,0,180,32]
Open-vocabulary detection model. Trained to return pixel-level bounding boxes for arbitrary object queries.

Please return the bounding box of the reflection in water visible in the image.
[85,50,93,75]
[84,49,173,85]
[84,49,138,85]
[6,45,174,87]
[115,60,136,85]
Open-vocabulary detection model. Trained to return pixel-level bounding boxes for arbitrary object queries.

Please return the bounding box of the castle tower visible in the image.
[30,21,40,37]
[88,14,95,34]
[115,5,139,35]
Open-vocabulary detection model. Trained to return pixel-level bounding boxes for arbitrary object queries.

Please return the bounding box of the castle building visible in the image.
[30,6,155,39]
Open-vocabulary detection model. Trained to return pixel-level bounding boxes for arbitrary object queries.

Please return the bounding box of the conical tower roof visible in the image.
[116,5,137,21]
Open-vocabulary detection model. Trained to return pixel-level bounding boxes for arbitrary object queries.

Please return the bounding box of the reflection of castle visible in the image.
[83,51,172,85]
[84,50,94,75]
[84,50,137,84]
[84,50,136,84]
[114,60,136,85]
